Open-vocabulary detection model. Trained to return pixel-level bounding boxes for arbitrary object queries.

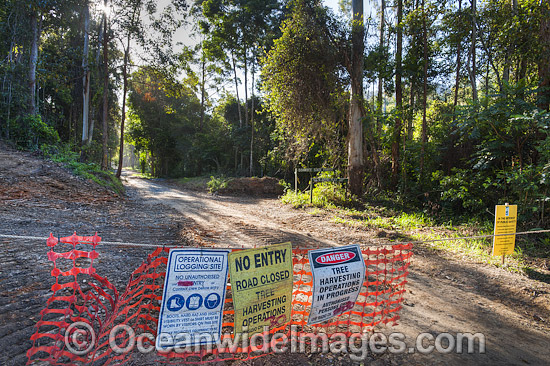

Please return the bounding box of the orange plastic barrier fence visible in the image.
[27,233,412,365]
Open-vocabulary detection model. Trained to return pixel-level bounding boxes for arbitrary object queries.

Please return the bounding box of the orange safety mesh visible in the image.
[27,234,412,365]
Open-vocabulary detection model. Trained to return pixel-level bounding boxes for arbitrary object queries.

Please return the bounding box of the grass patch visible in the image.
[307,208,323,215]
[331,209,433,231]
[281,187,541,274]
[280,182,351,208]
[410,227,531,272]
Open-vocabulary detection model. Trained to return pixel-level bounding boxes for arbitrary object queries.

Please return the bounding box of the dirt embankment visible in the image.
[0,145,186,365]
[0,145,119,206]
[222,177,284,195]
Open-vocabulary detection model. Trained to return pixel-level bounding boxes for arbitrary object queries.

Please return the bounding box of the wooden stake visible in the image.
[310,175,313,203]
[502,203,509,265]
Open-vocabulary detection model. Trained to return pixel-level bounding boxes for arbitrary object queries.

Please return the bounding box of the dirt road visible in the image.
[126,175,550,366]
[1,143,549,365]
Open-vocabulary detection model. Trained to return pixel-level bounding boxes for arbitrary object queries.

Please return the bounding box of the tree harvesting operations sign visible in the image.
[492,204,517,256]
[156,248,230,350]
[308,244,366,325]
[228,243,293,335]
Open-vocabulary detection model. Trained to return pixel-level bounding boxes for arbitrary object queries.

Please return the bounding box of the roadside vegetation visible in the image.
[42,144,124,195]
[281,181,549,279]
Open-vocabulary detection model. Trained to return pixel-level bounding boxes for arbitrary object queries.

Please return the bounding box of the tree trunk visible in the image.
[407,0,419,142]
[231,51,243,128]
[116,6,140,178]
[243,45,249,128]
[101,1,109,170]
[539,0,550,110]
[469,0,478,102]
[485,59,490,103]
[116,38,130,178]
[420,0,428,183]
[391,0,403,188]
[250,62,255,177]
[81,3,91,145]
[348,0,365,196]
[376,0,385,131]
[503,0,517,83]
[408,82,414,140]
[199,50,206,131]
[88,15,103,146]
[452,0,462,122]
[29,12,39,115]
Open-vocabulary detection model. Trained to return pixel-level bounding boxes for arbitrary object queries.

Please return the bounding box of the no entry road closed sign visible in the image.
[228,242,293,335]
[307,244,366,325]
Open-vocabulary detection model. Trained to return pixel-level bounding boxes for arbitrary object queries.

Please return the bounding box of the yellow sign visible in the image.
[228,242,293,335]
[492,204,517,256]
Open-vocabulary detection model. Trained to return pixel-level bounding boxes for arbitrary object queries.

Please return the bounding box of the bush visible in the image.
[280,181,350,208]
[12,114,60,148]
[280,190,310,207]
[207,175,231,193]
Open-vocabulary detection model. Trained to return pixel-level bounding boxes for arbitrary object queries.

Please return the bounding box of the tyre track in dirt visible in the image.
[126,175,550,366]
[126,176,335,249]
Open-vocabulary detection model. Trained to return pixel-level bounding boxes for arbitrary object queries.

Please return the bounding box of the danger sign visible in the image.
[308,245,365,325]
[315,251,356,264]
[228,242,293,335]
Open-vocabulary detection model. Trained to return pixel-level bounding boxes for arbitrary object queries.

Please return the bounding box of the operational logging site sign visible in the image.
[156,248,230,350]
[308,244,366,325]
[228,242,293,335]
[492,204,518,256]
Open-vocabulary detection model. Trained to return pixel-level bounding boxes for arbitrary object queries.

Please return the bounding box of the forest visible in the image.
[1,0,550,226]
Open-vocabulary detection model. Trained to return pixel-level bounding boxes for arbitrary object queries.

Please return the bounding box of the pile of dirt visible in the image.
[0,143,118,205]
[221,176,284,196]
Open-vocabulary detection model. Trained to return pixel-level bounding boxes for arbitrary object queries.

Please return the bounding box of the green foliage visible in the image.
[278,179,291,193]
[428,88,550,225]
[331,207,433,231]
[280,180,350,208]
[312,182,350,207]
[261,0,347,162]
[280,190,310,207]
[207,175,231,193]
[127,66,204,177]
[12,114,60,148]
[2,0,550,266]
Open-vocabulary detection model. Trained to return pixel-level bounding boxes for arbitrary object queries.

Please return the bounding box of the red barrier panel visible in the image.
[27,234,412,365]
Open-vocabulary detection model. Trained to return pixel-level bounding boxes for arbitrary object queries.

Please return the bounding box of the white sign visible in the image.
[156,248,230,350]
[307,245,366,325]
